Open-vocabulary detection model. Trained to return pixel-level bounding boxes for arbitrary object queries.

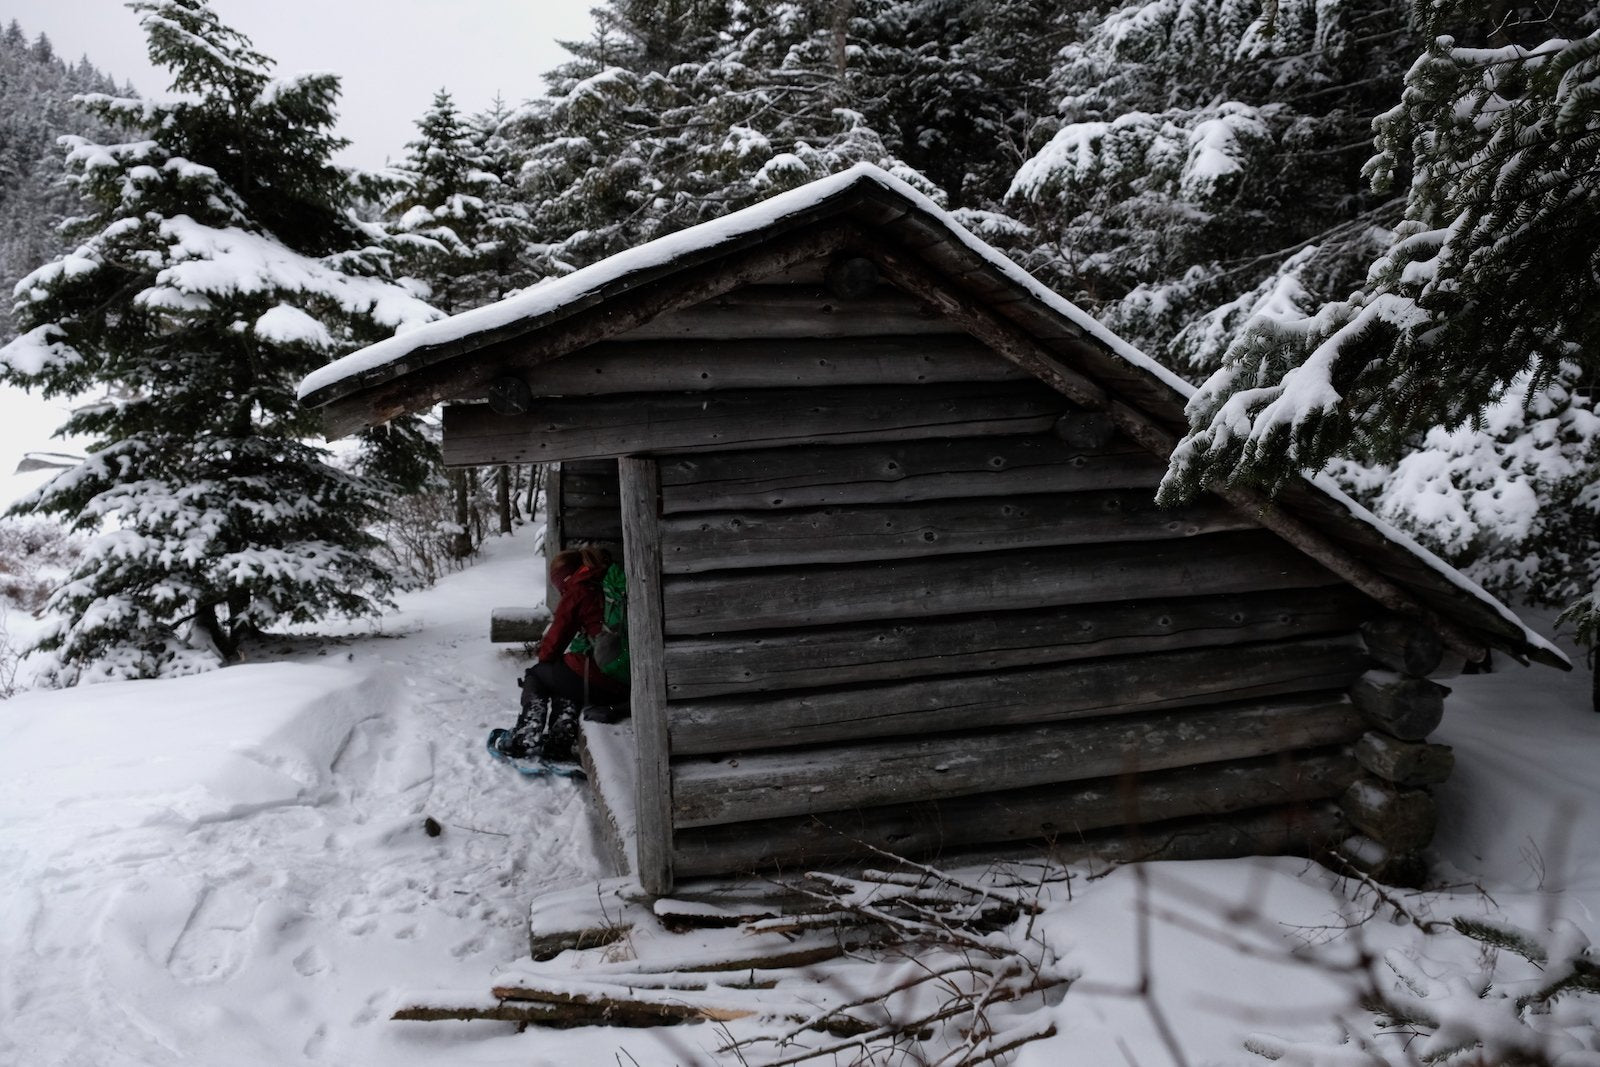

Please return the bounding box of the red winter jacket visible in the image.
[538,563,628,702]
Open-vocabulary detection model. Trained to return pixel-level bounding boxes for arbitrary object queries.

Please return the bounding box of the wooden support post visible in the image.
[1349,671,1447,740]
[1353,732,1454,787]
[544,463,563,610]
[1360,617,1445,676]
[621,456,673,895]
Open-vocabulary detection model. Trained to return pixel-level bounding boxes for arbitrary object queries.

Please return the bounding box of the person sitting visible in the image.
[494,546,630,762]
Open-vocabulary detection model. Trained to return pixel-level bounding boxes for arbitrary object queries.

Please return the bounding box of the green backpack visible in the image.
[568,563,630,683]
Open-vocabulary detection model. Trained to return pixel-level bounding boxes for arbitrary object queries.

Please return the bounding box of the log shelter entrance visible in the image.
[300,165,1566,896]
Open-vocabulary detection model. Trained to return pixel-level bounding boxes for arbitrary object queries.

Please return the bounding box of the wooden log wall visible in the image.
[492,260,1456,886]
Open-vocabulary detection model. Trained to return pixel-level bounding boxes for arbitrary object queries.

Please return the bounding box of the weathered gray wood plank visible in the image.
[663,587,1371,699]
[671,694,1365,827]
[563,507,623,544]
[513,336,1024,395]
[673,749,1359,876]
[667,634,1367,754]
[441,383,1067,466]
[620,457,674,895]
[611,285,955,340]
[657,435,1168,514]
[662,531,1340,635]
[660,490,1256,573]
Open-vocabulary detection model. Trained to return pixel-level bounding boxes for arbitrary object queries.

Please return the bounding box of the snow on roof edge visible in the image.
[1306,473,1569,668]
[299,163,1564,668]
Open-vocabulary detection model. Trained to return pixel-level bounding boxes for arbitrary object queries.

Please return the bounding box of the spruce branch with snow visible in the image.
[0,0,440,682]
[1160,0,1600,639]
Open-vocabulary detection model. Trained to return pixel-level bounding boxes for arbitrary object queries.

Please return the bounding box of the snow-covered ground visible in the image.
[3,526,1597,1065]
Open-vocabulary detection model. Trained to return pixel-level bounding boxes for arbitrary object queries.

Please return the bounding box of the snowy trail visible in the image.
[0,528,616,1066]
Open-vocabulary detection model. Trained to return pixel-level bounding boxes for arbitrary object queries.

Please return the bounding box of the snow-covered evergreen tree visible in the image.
[0,22,129,341]
[0,0,439,682]
[509,0,952,273]
[1162,0,1600,637]
[1006,0,1413,373]
[387,90,540,313]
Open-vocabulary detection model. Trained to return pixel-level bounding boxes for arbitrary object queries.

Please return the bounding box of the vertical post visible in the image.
[544,464,564,612]
[619,456,673,895]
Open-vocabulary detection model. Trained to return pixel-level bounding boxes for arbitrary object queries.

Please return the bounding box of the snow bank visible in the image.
[0,663,375,831]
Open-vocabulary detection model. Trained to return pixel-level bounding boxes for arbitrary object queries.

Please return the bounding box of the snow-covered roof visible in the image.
[298,163,1566,670]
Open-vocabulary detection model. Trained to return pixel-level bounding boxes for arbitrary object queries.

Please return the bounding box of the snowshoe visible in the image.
[486,729,587,780]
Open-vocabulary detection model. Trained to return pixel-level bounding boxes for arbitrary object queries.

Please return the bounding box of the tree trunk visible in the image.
[451,469,472,558]
[496,465,513,535]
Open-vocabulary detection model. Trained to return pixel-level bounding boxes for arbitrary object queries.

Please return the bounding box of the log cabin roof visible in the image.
[298,164,1568,671]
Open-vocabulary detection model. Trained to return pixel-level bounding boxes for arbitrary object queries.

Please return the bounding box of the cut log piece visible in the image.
[490,606,545,643]
[507,336,1022,395]
[659,490,1255,573]
[664,531,1339,635]
[668,635,1367,754]
[671,694,1366,827]
[1339,778,1437,852]
[612,284,953,340]
[665,587,1370,699]
[1348,671,1448,740]
[1360,617,1446,676]
[442,382,1069,466]
[657,435,1168,513]
[1353,732,1455,787]
[673,749,1359,876]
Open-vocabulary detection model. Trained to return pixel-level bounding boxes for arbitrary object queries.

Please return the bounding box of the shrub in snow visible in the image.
[0,516,78,612]
[0,0,440,682]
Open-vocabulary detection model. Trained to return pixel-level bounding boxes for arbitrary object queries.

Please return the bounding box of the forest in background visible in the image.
[0,0,1594,682]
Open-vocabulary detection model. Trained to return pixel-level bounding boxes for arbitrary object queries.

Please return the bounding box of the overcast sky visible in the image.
[6,0,596,168]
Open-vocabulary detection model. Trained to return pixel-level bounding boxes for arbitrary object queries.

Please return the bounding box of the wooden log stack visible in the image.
[1334,616,1456,886]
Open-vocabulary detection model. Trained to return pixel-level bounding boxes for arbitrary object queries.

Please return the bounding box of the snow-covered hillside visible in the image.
[3,527,1597,1065]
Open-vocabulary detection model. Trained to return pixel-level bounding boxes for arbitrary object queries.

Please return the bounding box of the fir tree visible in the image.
[1005,0,1413,373]
[0,0,439,681]
[1162,0,1600,635]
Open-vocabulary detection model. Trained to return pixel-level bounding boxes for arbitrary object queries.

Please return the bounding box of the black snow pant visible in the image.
[507,660,585,761]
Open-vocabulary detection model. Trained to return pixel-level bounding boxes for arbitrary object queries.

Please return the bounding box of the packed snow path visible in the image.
[0,528,615,1066]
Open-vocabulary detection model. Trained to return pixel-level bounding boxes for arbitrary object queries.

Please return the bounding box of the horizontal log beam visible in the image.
[663,531,1339,635]
[673,749,1359,876]
[317,219,862,437]
[659,490,1255,573]
[499,336,1024,395]
[1349,671,1448,741]
[563,507,622,543]
[668,635,1367,754]
[490,606,546,643]
[441,382,1067,466]
[610,285,957,340]
[664,588,1370,699]
[671,693,1366,827]
[1353,732,1455,788]
[658,435,1167,514]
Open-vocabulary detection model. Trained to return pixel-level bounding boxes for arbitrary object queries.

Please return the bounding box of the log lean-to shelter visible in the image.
[299,163,1567,898]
